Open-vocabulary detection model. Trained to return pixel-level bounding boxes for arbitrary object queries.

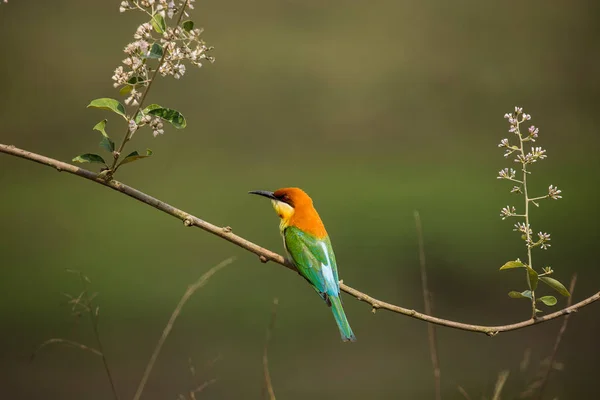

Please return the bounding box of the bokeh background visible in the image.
[1,1,599,399]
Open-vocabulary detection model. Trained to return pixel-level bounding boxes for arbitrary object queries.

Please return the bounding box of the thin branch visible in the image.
[132,257,235,400]
[262,298,278,400]
[536,274,577,400]
[30,338,103,360]
[79,273,120,400]
[1,144,599,336]
[414,211,441,400]
[491,370,510,400]
[188,379,217,400]
[456,385,472,400]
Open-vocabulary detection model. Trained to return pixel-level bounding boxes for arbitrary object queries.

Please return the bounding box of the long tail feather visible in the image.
[329,295,356,342]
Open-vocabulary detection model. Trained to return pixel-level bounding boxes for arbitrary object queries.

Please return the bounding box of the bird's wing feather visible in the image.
[284,226,340,298]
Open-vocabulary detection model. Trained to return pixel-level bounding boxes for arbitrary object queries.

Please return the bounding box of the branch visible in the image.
[2,143,599,336]
[414,211,441,400]
[536,274,577,399]
[133,257,235,400]
[262,298,278,400]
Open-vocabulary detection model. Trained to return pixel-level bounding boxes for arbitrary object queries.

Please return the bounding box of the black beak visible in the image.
[248,190,277,200]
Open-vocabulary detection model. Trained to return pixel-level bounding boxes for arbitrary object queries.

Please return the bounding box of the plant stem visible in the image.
[262,298,279,400]
[110,2,190,171]
[79,274,120,400]
[529,195,549,202]
[415,211,442,400]
[536,274,577,399]
[517,119,537,318]
[132,257,235,400]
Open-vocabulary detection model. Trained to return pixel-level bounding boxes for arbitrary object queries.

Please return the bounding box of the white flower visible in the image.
[531,147,547,160]
[128,119,138,134]
[548,185,562,200]
[150,118,164,137]
[500,205,516,220]
[538,232,551,249]
[497,168,516,180]
[514,222,532,236]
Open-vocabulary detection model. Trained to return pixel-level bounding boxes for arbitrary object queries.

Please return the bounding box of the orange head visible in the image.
[249,187,327,238]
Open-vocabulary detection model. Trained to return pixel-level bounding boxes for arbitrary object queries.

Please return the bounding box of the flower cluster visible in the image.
[503,107,538,142]
[515,146,547,164]
[120,0,190,17]
[497,167,517,180]
[514,222,533,236]
[537,232,551,250]
[112,0,213,106]
[499,107,562,251]
[500,205,517,220]
[548,185,562,200]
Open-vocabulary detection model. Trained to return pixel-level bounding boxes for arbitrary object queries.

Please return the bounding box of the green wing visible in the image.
[283,226,340,300]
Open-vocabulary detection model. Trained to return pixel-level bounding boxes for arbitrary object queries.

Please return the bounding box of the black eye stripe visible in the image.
[275,193,294,206]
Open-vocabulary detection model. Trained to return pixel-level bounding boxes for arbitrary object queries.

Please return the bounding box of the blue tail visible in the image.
[330,295,356,342]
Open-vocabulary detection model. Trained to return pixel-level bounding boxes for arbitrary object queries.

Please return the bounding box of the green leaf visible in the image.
[527,268,538,291]
[538,296,558,306]
[99,137,115,153]
[146,106,186,129]
[539,277,571,297]
[148,43,163,59]
[92,119,115,153]
[182,20,194,32]
[93,119,108,136]
[87,98,126,119]
[119,85,132,96]
[150,13,166,34]
[508,290,532,299]
[128,76,143,85]
[500,260,526,270]
[118,149,153,167]
[72,154,107,165]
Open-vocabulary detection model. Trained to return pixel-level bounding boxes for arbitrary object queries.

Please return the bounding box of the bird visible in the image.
[249,187,356,342]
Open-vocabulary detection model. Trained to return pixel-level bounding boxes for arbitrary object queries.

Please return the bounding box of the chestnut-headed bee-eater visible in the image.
[249,187,356,342]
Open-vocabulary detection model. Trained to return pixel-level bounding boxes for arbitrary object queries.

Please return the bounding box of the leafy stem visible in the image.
[498,108,567,317]
[516,119,537,318]
[110,1,190,172]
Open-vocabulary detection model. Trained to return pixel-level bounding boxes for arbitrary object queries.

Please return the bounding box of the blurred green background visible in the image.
[1,0,599,399]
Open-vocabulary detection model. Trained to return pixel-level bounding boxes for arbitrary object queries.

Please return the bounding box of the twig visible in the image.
[414,211,441,400]
[262,298,278,400]
[1,144,599,335]
[79,273,120,400]
[536,274,577,399]
[188,378,217,400]
[132,257,235,400]
[456,385,472,400]
[30,338,103,360]
[491,370,510,400]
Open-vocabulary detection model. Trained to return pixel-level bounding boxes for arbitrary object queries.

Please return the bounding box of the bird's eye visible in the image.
[276,193,293,205]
